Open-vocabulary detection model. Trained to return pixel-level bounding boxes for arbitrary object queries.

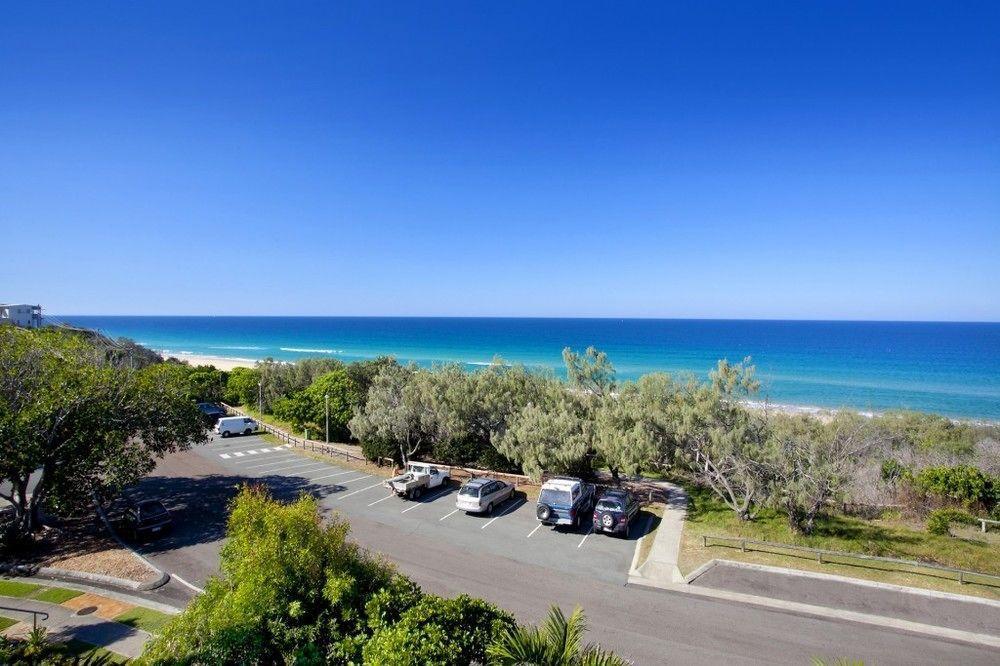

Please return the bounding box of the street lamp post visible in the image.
[258,379,263,414]
[325,393,329,443]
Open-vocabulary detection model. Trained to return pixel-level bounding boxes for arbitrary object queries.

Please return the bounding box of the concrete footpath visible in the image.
[629,480,688,584]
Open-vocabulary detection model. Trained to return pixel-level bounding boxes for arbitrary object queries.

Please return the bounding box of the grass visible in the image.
[0,579,83,604]
[32,587,83,604]
[0,580,41,598]
[113,606,175,634]
[63,639,130,664]
[678,482,1000,600]
[0,616,17,631]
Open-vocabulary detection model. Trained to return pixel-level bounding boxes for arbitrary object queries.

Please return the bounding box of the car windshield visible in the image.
[539,488,572,506]
[459,486,480,497]
[140,503,166,517]
[596,499,622,511]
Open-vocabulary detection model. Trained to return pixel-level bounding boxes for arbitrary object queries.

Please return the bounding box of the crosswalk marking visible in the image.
[246,449,258,455]
[233,452,245,457]
[220,453,231,459]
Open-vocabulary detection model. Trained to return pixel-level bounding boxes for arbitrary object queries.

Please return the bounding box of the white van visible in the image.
[214,416,258,438]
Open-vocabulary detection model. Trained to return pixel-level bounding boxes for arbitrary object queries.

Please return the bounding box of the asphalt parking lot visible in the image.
[200,434,650,584]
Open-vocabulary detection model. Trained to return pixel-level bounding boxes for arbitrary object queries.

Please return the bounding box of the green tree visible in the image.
[185,365,227,403]
[224,366,261,406]
[764,413,881,534]
[562,347,616,398]
[0,327,206,544]
[271,369,361,440]
[349,364,428,465]
[675,358,771,521]
[487,605,628,666]
[496,385,592,480]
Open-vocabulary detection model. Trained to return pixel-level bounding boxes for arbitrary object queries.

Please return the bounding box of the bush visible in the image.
[361,438,399,465]
[363,594,516,666]
[914,465,998,508]
[926,508,976,536]
[224,366,260,406]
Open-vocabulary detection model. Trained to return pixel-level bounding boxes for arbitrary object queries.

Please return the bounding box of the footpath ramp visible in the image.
[688,560,1000,637]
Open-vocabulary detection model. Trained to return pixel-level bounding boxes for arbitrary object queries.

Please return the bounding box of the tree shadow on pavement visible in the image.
[121,473,341,556]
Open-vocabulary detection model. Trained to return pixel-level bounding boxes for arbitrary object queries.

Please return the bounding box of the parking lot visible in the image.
[199,434,652,584]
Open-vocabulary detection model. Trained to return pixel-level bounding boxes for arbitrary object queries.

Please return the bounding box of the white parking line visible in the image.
[481,499,525,529]
[440,509,459,521]
[239,455,298,469]
[256,461,329,474]
[526,523,543,538]
[577,526,594,548]
[220,453,231,459]
[339,474,372,484]
[401,488,451,513]
[233,452,245,457]
[334,481,384,501]
[308,470,356,482]
[246,449,259,455]
[367,493,395,507]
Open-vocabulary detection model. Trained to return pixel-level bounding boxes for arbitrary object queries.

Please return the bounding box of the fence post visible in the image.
[741,539,746,553]
[960,571,965,585]
[818,552,823,564]
[702,535,707,548]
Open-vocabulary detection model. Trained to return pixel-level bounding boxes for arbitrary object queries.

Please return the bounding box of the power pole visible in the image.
[258,379,263,414]
[325,393,329,443]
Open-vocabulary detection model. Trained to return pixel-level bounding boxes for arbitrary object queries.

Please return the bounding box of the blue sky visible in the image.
[1,2,997,320]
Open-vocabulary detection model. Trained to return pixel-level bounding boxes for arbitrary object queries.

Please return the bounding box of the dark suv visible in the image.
[592,489,639,537]
[122,500,173,541]
[197,402,227,424]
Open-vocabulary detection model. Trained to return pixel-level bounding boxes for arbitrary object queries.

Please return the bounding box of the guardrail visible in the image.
[221,404,373,467]
[702,535,1000,588]
[980,518,1000,533]
[0,605,49,630]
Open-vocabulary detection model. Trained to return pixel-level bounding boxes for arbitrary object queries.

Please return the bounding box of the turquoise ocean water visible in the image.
[59,316,1000,421]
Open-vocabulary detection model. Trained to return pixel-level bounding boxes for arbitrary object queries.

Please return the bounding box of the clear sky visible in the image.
[1,2,997,320]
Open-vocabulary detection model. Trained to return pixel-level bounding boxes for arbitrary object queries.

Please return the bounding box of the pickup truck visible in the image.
[385,462,451,500]
[535,476,596,527]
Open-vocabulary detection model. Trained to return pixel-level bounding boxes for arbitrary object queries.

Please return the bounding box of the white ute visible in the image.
[385,462,451,500]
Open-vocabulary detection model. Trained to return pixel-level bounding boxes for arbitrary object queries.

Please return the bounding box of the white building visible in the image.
[0,304,42,328]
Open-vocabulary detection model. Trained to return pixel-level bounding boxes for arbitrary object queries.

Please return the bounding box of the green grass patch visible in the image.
[114,606,174,634]
[0,615,17,631]
[32,587,83,604]
[0,579,41,598]
[63,639,130,664]
[678,481,1000,600]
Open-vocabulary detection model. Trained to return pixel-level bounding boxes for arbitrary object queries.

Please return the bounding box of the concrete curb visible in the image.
[3,563,169,592]
[627,574,1000,649]
[91,493,172,591]
[3,575,183,614]
[627,483,688,585]
[688,558,1000,608]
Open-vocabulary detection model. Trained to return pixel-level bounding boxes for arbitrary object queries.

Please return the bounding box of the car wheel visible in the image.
[486,502,493,515]
[413,487,422,500]
[221,431,230,438]
[244,428,252,435]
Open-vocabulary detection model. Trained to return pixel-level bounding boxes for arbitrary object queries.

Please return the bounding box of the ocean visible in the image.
[58,316,1000,421]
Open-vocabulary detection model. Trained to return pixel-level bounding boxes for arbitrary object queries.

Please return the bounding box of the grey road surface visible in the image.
[129,438,1000,665]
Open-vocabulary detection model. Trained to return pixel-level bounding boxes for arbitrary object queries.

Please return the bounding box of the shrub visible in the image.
[363,594,516,666]
[224,366,260,406]
[914,465,998,508]
[926,508,976,536]
[361,438,399,465]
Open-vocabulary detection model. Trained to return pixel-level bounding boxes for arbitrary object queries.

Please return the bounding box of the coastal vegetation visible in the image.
[0,326,206,548]
[227,346,999,543]
[138,486,623,665]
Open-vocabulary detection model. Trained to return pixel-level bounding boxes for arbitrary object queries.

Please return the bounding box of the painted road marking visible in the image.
[526,523,543,538]
[335,481,384,501]
[220,453,231,459]
[309,470,356,482]
[233,452,245,457]
[401,488,451,513]
[339,474,372,484]
[367,494,395,507]
[481,499,525,529]
[577,526,594,548]
[246,449,259,455]
[256,461,328,474]
[440,509,459,521]
[239,455,298,469]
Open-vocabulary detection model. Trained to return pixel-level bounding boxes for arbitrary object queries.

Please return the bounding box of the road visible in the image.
[132,437,1000,665]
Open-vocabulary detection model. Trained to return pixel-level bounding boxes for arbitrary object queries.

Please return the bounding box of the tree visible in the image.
[349,365,428,465]
[593,387,658,485]
[562,347,616,398]
[495,385,592,480]
[0,327,206,544]
[487,605,628,666]
[272,369,361,440]
[224,366,260,406]
[764,413,881,534]
[346,356,402,407]
[184,365,227,403]
[675,358,771,521]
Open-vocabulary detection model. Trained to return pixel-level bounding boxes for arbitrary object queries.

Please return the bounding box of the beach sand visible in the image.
[161,352,256,371]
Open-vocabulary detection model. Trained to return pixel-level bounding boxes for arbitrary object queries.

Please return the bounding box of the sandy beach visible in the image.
[161,351,256,371]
